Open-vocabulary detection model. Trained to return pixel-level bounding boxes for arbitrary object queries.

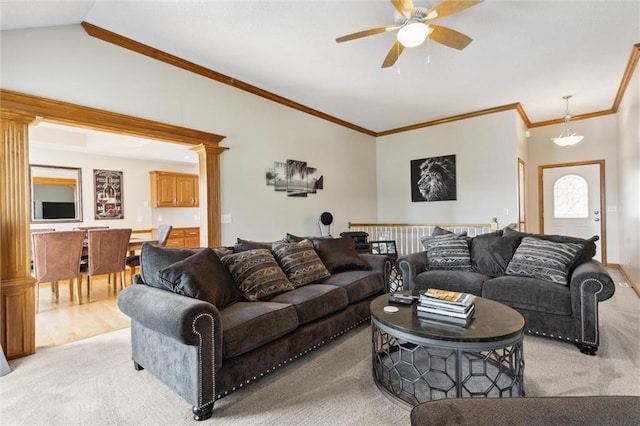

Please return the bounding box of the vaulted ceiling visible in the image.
[2,0,639,136]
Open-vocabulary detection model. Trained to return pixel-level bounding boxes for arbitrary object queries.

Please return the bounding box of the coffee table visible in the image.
[370,292,525,408]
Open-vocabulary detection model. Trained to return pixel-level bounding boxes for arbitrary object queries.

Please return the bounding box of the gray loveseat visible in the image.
[398,227,615,355]
[118,236,390,420]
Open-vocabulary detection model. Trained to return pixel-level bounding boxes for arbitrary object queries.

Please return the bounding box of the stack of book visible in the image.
[416,288,476,327]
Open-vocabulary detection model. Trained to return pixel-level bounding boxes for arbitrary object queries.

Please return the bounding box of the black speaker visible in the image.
[320,212,333,226]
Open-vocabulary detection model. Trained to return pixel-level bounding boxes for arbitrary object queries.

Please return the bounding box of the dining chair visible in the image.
[79,228,132,303]
[31,230,85,310]
[125,225,173,284]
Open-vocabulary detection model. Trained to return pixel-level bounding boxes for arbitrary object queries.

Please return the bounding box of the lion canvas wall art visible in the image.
[410,155,457,202]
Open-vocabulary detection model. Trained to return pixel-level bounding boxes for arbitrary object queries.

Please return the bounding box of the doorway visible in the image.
[538,160,606,263]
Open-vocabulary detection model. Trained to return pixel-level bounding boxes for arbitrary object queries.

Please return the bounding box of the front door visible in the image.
[539,161,605,263]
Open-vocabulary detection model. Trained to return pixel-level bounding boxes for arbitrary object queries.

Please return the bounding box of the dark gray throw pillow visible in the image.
[470,236,521,277]
[505,236,583,285]
[234,238,283,253]
[159,248,240,308]
[313,237,370,274]
[140,244,198,290]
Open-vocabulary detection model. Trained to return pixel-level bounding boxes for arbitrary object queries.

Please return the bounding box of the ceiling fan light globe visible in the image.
[397,22,429,47]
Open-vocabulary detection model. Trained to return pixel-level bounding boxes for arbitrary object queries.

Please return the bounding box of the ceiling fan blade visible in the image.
[336,25,398,43]
[428,24,473,50]
[390,0,415,17]
[382,40,405,68]
[426,0,484,21]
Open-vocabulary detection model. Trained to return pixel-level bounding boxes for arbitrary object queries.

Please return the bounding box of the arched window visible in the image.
[554,174,588,218]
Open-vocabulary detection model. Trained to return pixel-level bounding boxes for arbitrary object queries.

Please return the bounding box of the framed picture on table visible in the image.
[370,241,397,256]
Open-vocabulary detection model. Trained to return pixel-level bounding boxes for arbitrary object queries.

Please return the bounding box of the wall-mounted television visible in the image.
[42,202,76,220]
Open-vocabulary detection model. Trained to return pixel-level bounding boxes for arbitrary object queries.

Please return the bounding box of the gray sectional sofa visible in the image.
[117,236,390,420]
[398,227,615,355]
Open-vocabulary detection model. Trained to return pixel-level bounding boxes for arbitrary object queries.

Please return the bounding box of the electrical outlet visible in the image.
[137,215,143,222]
[158,216,163,222]
[221,214,232,224]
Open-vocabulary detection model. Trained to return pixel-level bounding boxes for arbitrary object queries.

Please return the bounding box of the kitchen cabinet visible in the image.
[150,171,199,208]
[165,227,201,248]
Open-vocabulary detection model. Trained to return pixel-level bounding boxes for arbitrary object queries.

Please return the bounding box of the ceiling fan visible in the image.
[336,0,483,68]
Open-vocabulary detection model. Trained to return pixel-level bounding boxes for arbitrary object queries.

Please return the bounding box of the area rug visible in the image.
[1,285,638,425]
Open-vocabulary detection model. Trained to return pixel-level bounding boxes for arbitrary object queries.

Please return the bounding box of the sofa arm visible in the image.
[360,253,392,283]
[568,260,615,351]
[118,284,223,370]
[397,252,428,290]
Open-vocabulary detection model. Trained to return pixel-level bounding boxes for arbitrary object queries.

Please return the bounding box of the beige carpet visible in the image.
[1,285,638,425]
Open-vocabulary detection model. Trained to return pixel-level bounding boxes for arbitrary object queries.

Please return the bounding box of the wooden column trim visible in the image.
[191,143,228,247]
[1,109,37,359]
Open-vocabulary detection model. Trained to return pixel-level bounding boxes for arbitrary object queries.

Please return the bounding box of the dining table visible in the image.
[81,236,156,256]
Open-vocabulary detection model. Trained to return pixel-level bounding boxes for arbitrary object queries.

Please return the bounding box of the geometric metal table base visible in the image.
[372,319,525,409]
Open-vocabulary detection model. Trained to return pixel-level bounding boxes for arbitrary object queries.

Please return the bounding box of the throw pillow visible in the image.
[140,244,198,290]
[502,228,598,269]
[159,248,240,308]
[221,249,294,301]
[234,238,284,253]
[470,236,521,277]
[421,233,472,271]
[505,236,583,285]
[312,237,371,274]
[431,226,454,236]
[272,240,331,287]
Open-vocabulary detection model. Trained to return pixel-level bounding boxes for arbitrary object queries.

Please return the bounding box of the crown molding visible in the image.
[82,22,638,137]
[81,21,376,137]
[0,88,225,146]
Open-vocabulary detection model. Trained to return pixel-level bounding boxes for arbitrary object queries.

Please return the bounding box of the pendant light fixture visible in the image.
[551,95,584,147]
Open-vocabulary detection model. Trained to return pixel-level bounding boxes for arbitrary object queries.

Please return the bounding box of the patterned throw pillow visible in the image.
[505,237,583,285]
[221,249,294,300]
[421,233,472,271]
[272,240,331,288]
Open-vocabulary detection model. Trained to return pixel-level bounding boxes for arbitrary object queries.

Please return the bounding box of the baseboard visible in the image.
[609,263,640,298]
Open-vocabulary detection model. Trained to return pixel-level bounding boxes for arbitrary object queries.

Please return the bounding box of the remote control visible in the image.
[388,293,414,305]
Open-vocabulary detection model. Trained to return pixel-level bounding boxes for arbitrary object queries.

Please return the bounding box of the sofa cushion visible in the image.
[313,237,371,274]
[420,233,472,272]
[323,269,385,303]
[158,247,240,308]
[220,301,299,358]
[413,270,488,296]
[505,237,582,285]
[470,236,521,277]
[140,244,198,290]
[483,275,572,315]
[270,284,349,324]
[221,249,294,300]
[272,240,331,287]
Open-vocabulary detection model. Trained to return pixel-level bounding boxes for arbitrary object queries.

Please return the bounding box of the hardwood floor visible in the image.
[35,276,130,349]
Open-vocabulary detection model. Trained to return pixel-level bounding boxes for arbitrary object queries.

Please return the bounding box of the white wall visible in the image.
[526,114,621,263]
[375,111,519,227]
[616,57,640,283]
[2,24,378,245]
[29,147,199,231]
